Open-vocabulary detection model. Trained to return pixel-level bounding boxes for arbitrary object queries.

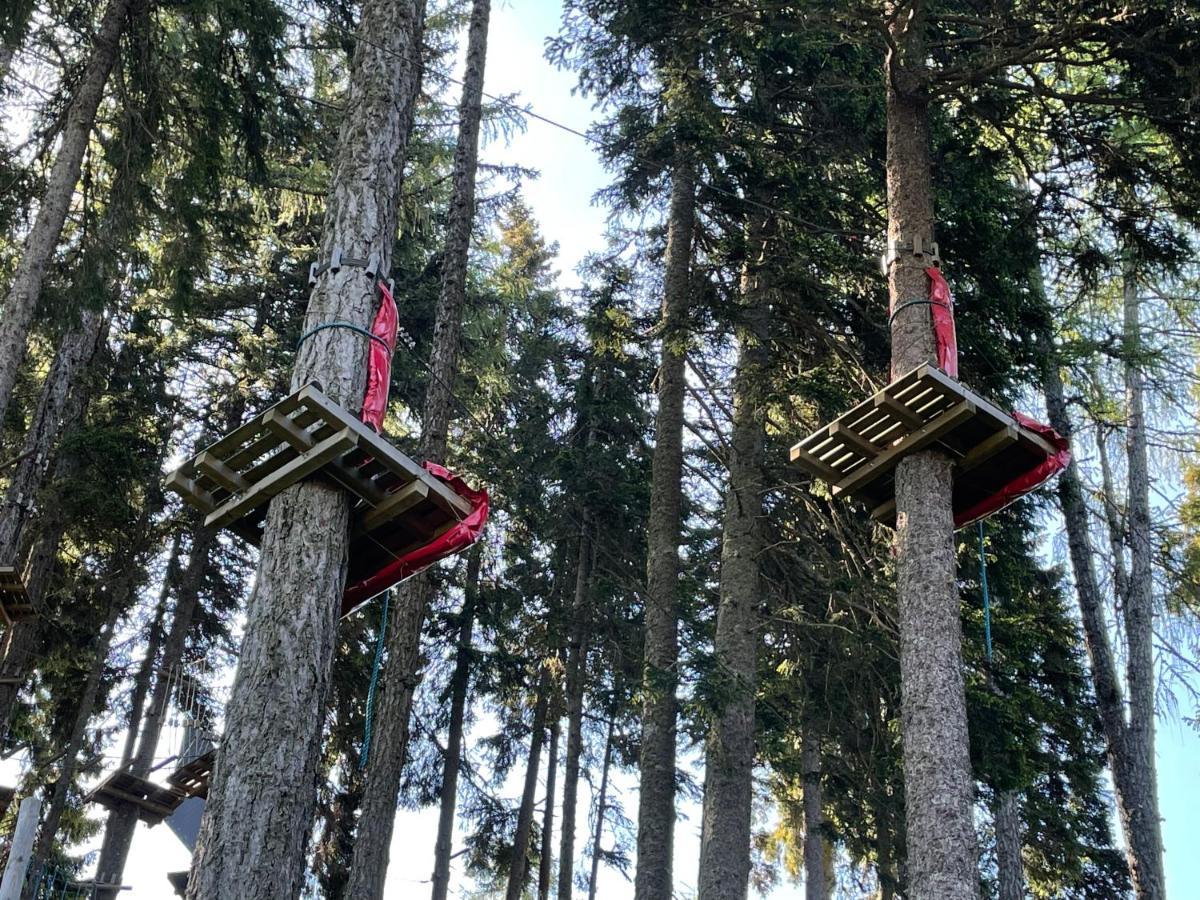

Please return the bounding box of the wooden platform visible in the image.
[789,364,1058,525]
[167,748,215,799]
[165,384,472,583]
[0,566,34,626]
[84,770,186,825]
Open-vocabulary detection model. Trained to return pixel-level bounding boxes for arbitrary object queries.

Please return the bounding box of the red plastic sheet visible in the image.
[341,463,490,615]
[953,412,1071,528]
[360,281,398,432]
[926,266,958,378]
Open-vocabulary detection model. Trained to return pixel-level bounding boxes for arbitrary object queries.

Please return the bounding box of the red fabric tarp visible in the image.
[341,280,489,615]
[926,266,958,378]
[342,463,489,614]
[953,411,1071,529]
[360,280,399,432]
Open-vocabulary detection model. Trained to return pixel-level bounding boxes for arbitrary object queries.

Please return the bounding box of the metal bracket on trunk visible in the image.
[881,232,941,273]
[308,247,393,292]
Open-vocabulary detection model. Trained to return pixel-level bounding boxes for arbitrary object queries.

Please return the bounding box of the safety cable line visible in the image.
[977,520,994,665]
[272,0,860,239]
[361,587,392,768]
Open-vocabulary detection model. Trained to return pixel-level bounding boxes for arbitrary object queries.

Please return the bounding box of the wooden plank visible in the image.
[829,422,884,460]
[194,451,250,494]
[788,445,843,483]
[833,400,976,498]
[198,389,306,461]
[358,481,430,535]
[263,407,316,450]
[164,470,218,514]
[874,393,924,429]
[870,498,896,521]
[205,429,358,529]
[957,425,1017,475]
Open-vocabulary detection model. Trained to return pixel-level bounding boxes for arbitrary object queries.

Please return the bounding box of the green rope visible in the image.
[296,320,390,352]
[978,520,994,664]
[360,588,391,769]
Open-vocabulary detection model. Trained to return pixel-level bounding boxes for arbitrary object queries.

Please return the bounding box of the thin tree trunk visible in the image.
[873,796,896,900]
[993,790,1023,900]
[882,5,978,897]
[186,0,425,894]
[345,4,490,895]
[802,732,828,900]
[586,719,614,900]
[430,544,483,900]
[505,677,549,900]
[1119,248,1165,899]
[97,525,217,896]
[1094,421,1130,606]
[1041,320,1163,898]
[538,716,560,900]
[0,0,132,426]
[0,1,35,95]
[117,537,178,767]
[25,601,121,897]
[557,521,592,900]
[634,158,694,900]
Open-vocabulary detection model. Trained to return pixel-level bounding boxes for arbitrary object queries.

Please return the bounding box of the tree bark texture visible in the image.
[25,602,120,898]
[1119,251,1165,899]
[538,716,560,900]
[802,732,828,900]
[505,677,549,900]
[97,525,216,895]
[883,4,979,898]
[187,0,425,895]
[0,309,108,734]
[1042,336,1163,899]
[430,545,482,900]
[634,159,695,900]
[697,226,771,900]
[993,790,1023,900]
[0,0,132,427]
[347,4,493,895]
[587,719,614,900]
[557,521,593,900]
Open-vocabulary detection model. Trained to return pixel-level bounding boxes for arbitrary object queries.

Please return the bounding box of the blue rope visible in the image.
[978,520,993,664]
[360,589,391,769]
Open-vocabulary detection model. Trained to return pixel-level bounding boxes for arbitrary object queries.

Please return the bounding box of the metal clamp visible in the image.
[880,232,941,273]
[308,246,393,292]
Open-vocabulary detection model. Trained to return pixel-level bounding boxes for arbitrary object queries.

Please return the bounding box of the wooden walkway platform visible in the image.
[789,364,1058,525]
[84,771,187,825]
[167,748,215,799]
[165,384,472,583]
[0,566,34,626]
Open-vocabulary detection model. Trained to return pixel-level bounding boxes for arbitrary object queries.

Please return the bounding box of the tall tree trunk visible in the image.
[25,599,121,897]
[186,0,425,894]
[1040,312,1163,898]
[993,790,1023,900]
[696,219,771,900]
[116,537,178,767]
[505,676,549,900]
[346,4,488,895]
[556,522,592,900]
[802,732,828,900]
[96,525,217,896]
[538,716,560,900]
[634,158,694,900]
[0,309,108,735]
[0,0,132,426]
[586,719,614,900]
[882,5,978,897]
[430,544,483,900]
[1119,249,1165,898]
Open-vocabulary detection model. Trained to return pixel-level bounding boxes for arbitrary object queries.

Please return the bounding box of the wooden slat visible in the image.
[957,425,1017,474]
[195,451,249,494]
[357,481,430,535]
[829,422,884,459]
[833,400,976,498]
[164,470,217,514]
[788,445,844,482]
[205,429,358,529]
[874,393,924,429]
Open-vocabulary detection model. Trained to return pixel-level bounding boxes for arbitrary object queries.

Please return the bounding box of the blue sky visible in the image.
[21,1,1196,897]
